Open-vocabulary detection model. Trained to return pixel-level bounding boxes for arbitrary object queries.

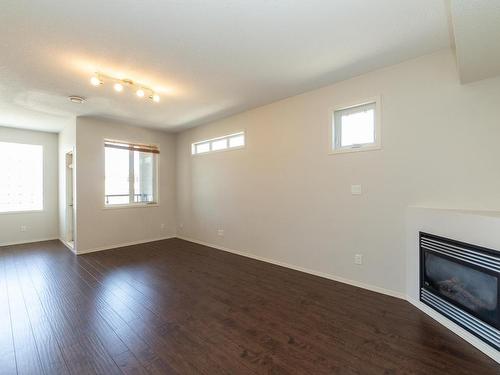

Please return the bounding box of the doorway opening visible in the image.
[65,151,75,249]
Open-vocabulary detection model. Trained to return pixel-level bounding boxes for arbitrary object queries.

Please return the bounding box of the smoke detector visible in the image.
[68,95,85,103]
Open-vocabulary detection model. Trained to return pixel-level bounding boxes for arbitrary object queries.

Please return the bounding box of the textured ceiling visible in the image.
[0,0,451,133]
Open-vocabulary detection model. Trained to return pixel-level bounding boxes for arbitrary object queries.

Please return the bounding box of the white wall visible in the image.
[0,126,59,245]
[75,117,177,253]
[176,49,500,296]
[58,120,76,248]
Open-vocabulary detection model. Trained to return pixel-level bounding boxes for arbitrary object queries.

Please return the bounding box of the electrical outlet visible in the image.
[354,254,363,265]
[20,225,27,232]
[217,229,224,237]
[351,185,362,195]
[160,223,165,230]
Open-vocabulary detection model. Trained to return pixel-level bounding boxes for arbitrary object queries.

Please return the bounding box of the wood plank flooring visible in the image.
[0,238,498,374]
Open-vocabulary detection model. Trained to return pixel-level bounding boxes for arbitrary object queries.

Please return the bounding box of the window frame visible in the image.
[191,131,245,156]
[103,139,160,209]
[0,141,44,215]
[329,96,381,155]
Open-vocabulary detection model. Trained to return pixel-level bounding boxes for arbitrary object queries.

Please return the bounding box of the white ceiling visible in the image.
[451,0,500,83]
[0,0,451,133]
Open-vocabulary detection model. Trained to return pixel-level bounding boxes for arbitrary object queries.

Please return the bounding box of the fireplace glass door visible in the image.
[420,232,500,349]
[423,251,498,328]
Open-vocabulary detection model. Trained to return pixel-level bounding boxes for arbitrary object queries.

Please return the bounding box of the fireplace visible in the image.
[419,232,500,350]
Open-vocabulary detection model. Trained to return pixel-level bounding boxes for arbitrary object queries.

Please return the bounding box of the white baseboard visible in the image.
[59,238,76,254]
[176,236,406,300]
[0,237,59,247]
[77,235,176,255]
[407,297,500,363]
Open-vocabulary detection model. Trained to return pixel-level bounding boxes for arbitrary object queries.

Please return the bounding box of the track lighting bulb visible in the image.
[90,76,102,86]
[90,72,161,103]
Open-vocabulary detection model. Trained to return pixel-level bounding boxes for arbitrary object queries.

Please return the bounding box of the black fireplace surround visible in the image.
[420,232,500,350]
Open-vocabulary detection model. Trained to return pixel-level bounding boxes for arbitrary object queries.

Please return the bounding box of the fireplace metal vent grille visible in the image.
[421,236,500,273]
[420,232,500,351]
[421,289,500,349]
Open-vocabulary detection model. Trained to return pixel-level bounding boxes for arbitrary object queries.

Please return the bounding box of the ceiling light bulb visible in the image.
[114,83,124,92]
[152,94,160,103]
[90,76,101,86]
[136,89,145,98]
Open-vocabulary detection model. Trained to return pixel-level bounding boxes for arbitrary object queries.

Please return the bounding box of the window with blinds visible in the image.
[104,140,159,206]
[0,142,43,213]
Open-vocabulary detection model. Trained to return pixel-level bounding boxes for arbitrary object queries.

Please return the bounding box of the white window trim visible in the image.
[0,142,44,214]
[102,138,160,209]
[329,96,382,155]
[191,131,245,156]
[0,209,45,216]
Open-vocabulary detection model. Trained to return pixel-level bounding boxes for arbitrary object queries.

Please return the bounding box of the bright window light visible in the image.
[104,141,158,206]
[228,134,245,148]
[332,101,380,153]
[211,138,228,151]
[195,142,210,154]
[0,142,43,213]
[192,132,245,155]
[105,147,130,205]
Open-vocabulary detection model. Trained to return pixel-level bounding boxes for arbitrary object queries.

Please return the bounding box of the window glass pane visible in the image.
[134,151,155,203]
[229,134,245,148]
[338,105,375,147]
[195,142,210,154]
[105,147,130,205]
[211,138,227,151]
[0,142,43,212]
[192,132,245,155]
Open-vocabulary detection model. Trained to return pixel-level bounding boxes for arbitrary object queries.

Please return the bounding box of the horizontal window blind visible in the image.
[104,140,159,154]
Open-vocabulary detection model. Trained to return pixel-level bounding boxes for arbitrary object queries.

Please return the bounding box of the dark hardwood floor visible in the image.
[0,239,498,374]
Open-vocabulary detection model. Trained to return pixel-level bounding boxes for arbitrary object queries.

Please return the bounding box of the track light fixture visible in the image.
[90,73,160,103]
[90,76,102,86]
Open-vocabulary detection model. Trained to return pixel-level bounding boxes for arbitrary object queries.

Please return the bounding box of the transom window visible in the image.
[104,140,158,206]
[0,142,43,213]
[331,99,380,153]
[191,132,245,155]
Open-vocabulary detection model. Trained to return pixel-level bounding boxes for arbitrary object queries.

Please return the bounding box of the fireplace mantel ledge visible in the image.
[408,206,500,218]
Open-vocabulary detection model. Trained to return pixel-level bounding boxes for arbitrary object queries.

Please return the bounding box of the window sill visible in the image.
[0,209,44,215]
[329,145,381,155]
[102,203,159,210]
[192,145,245,156]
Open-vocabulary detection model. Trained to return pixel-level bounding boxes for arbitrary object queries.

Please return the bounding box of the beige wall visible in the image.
[0,126,59,245]
[75,117,177,253]
[176,50,500,295]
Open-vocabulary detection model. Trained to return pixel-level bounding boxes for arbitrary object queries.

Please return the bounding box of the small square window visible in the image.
[331,99,380,153]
